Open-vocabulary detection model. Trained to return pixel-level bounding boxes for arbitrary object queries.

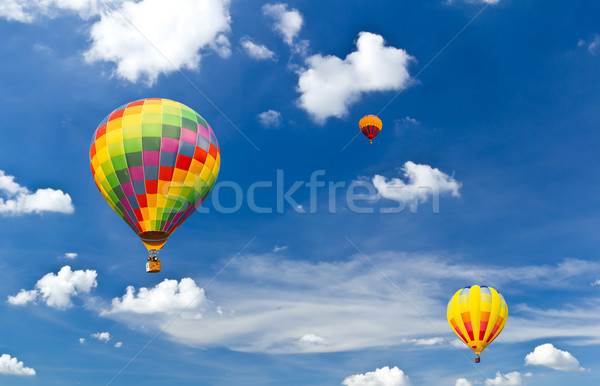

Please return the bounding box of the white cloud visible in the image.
[485,371,522,386]
[92,332,111,343]
[240,37,276,61]
[455,0,500,4]
[262,3,302,46]
[579,35,600,54]
[7,266,97,309]
[401,337,444,346]
[0,170,74,216]
[0,354,35,376]
[103,278,206,316]
[297,32,414,123]
[97,251,600,354]
[0,0,101,22]
[273,245,288,253]
[342,366,411,386]
[62,252,78,259]
[114,341,123,348]
[591,279,600,286]
[299,334,327,346]
[455,378,472,386]
[1,0,232,84]
[84,0,231,85]
[7,289,38,306]
[0,0,34,22]
[79,338,85,344]
[257,110,282,128]
[372,161,461,210]
[525,343,585,372]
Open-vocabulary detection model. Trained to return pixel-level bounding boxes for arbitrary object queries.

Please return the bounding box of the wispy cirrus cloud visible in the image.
[97,251,600,354]
[578,34,600,54]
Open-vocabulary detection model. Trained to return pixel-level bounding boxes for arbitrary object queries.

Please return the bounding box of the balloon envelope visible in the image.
[447,285,508,356]
[359,115,382,144]
[89,98,220,251]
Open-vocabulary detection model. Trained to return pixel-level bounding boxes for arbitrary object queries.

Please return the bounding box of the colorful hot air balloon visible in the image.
[359,115,382,144]
[447,285,508,363]
[89,98,220,273]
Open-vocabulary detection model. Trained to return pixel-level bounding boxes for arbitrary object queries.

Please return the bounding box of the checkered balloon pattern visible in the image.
[90,98,220,241]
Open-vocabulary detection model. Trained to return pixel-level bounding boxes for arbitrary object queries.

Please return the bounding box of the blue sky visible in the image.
[0,0,599,385]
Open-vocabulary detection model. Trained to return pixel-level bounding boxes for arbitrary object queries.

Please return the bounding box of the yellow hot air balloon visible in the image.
[447,285,508,363]
[89,98,220,273]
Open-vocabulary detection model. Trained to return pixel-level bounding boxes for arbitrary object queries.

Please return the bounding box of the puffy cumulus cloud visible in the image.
[0,0,34,22]
[525,343,585,372]
[372,161,461,210]
[297,32,414,124]
[455,378,472,386]
[485,371,522,385]
[103,278,206,316]
[0,354,36,376]
[92,332,110,342]
[79,338,85,344]
[257,109,282,128]
[84,0,231,85]
[342,366,411,386]
[6,289,38,306]
[240,37,276,61]
[262,3,302,45]
[0,170,74,216]
[7,266,97,309]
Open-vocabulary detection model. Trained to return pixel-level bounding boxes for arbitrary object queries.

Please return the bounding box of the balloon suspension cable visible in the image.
[148,249,160,262]
[475,354,480,363]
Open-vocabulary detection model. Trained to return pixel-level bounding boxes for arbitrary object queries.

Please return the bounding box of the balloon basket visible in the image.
[146,250,161,273]
[475,355,480,363]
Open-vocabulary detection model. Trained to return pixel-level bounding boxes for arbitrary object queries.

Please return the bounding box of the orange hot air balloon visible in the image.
[359,115,382,144]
